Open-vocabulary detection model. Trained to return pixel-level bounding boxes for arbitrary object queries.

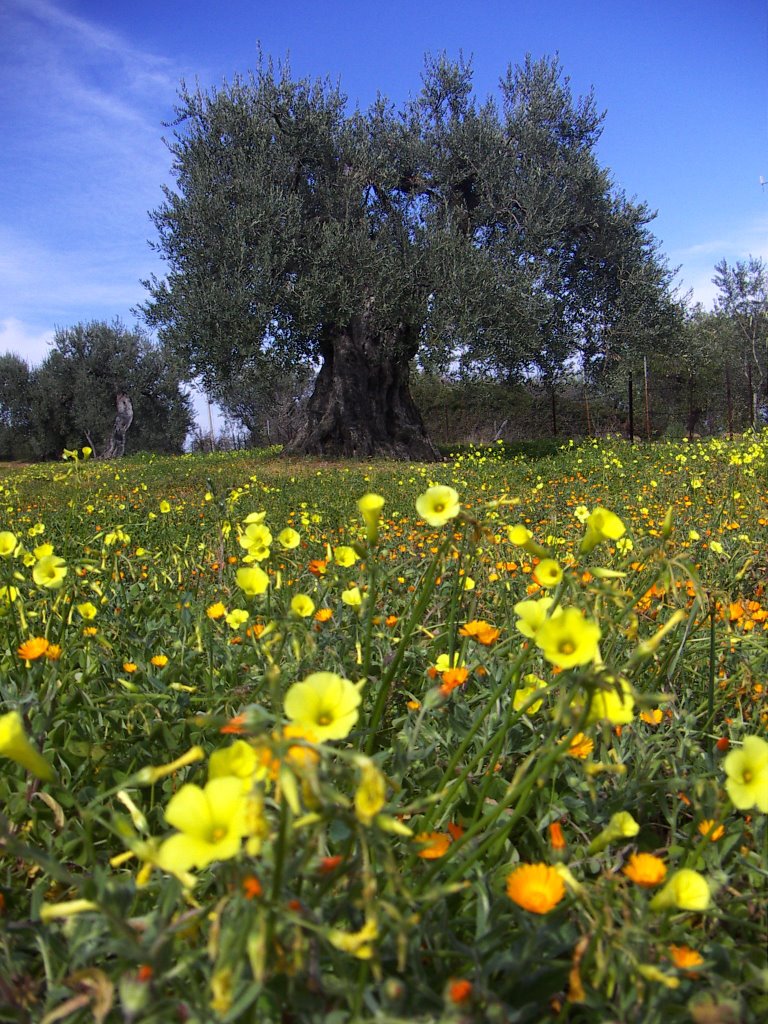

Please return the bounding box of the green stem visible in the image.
[361,554,377,684]
[426,731,576,888]
[364,537,449,755]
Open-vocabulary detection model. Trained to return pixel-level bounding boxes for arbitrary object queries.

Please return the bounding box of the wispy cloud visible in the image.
[0,0,183,354]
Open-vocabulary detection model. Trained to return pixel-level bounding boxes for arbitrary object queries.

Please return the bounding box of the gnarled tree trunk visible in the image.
[286,317,440,460]
[101,393,133,458]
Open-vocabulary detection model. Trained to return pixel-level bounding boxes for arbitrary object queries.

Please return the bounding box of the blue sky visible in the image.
[2,0,767,429]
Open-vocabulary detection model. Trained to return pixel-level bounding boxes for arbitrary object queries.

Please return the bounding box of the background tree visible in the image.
[713,256,768,427]
[0,354,35,460]
[28,320,193,460]
[141,52,677,459]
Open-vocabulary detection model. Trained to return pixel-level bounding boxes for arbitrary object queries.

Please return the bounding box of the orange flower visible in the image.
[308,559,327,577]
[150,654,168,667]
[242,875,262,899]
[137,965,153,983]
[385,614,399,627]
[567,733,594,759]
[45,644,62,661]
[448,979,473,1004]
[314,608,333,623]
[123,662,138,673]
[640,708,663,726]
[439,667,469,696]
[459,620,500,645]
[506,863,566,914]
[17,637,49,661]
[415,831,452,859]
[697,819,725,842]
[622,853,667,887]
[446,821,464,841]
[406,699,421,711]
[318,855,344,874]
[548,821,567,851]
[221,714,247,735]
[668,945,704,972]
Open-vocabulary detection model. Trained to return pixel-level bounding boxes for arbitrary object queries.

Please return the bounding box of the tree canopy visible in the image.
[141,53,679,459]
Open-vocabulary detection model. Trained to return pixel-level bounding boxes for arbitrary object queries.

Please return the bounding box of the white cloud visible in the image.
[0,318,54,365]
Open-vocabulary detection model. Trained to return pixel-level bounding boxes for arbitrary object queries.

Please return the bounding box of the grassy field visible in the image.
[1,434,767,1023]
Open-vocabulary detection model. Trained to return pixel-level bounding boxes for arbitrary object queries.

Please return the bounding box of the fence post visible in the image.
[628,372,634,443]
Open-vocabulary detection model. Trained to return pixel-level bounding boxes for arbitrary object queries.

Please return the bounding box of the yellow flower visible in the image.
[0,710,56,782]
[416,485,460,527]
[580,507,626,554]
[358,493,385,544]
[584,676,636,725]
[354,758,386,825]
[513,596,561,639]
[327,917,378,959]
[209,739,261,790]
[623,853,667,887]
[291,594,316,618]
[17,637,50,661]
[159,500,171,514]
[76,601,98,620]
[239,522,272,556]
[587,811,640,854]
[236,566,269,596]
[277,528,301,549]
[535,608,601,668]
[39,899,99,921]
[650,869,711,912]
[341,586,362,608]
[225,608,249,630]
[533,558,563,588]
[507,524,548,557]
[150,654,168,668]
[206,601,227,620]
[506,863,566,914]
[724,736,768,812]
[157,777,250,872]
[333,545,358,567]
[284,671,362,742]
[34,542,54,559]
[709,540,724,555]
[32,554,67,589]
[513,674,547,714]
[0,585,19,605]
[0,531,17,556]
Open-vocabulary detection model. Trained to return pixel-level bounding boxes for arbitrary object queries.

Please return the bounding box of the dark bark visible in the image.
[286,318,440,461]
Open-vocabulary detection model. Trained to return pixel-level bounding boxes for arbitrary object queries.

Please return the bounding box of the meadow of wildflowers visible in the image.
[0,434,767,1023]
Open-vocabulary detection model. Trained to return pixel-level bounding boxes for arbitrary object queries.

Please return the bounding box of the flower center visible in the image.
[559,640,576,655]
[211,826,227,842]
[434,503,445,513]
[742,770,753,783]
[316,712,333,726]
